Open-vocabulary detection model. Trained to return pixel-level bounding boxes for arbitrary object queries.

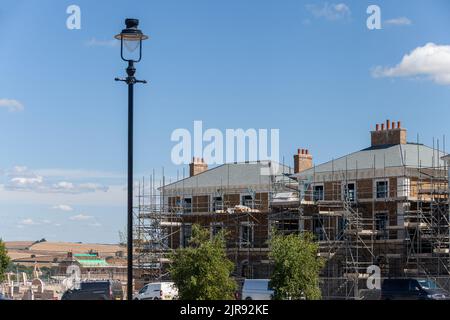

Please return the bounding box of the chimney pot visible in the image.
[397,121,401,128]
[294,148,313,173]
[190,156,208,176]
[371,120,407,147]
[298,148,301,155]
[376,124,380,131]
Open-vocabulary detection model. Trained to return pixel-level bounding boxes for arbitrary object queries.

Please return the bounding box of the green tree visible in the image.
[269,231,324,300]
[169,224,236,300]
[0,239,11,282]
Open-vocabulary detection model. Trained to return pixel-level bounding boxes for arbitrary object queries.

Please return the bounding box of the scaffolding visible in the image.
[133,166,295,289]
[134,175,182,288]
[133,149,449,299]
[297,148,449,299]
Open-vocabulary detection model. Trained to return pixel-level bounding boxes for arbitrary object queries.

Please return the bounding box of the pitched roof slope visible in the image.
[297,143,446,176]
[162,161,292,190]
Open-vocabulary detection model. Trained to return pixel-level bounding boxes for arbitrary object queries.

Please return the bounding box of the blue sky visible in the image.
[1,0,450,243]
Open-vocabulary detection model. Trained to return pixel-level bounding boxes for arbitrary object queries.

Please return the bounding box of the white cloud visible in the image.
[78,183,109,193]
[89,222,102,227]
[85,38,118,48]
[0,184,126,207]
[69,214,93,221]
[372,43,450,85]
[0,99,24,112]
[18,218,54,227]
[52,204,74,212]
[19,218,38,225]
[4,166,109,194]
[306,2,351,21]
[10,176,44,187]
[384,17,412,26]
[52,181,75,191]
[13,166,28,173]
[35,168,123,179]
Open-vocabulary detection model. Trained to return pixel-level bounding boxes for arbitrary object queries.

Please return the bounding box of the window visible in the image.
[183,197,192,213]
[375,213,389,240]
[212,196,223,212]
[181,224,192,247]
[138,285,148,294]
[272,219,299,235]
[313,216,325,241]
[337,217,348,236]
[343,183,356,202]
[409,280,421,292]
[240,223,254,248]
[313,185,324,202]
[241,194,254,207]
[417,279,438,290]
[376,181,388,199]
[397,177,411,197]
[211,223,223,237]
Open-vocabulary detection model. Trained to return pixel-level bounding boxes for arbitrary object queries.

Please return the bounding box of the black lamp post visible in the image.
[115,18,148,301]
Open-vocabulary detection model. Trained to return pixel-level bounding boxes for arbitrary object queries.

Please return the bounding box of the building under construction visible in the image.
[134,120,449,299]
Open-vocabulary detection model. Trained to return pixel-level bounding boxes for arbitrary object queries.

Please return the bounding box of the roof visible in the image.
[74,253,98,257]
[296,143,447,176]
[76,259,109,267]
[162,161,292,191]
[13,255,58,263]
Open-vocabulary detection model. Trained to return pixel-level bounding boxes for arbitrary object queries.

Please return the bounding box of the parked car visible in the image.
[241,279,274,300]
[134,282,178,300]
[61,280,124,300]
[381,278,450,300]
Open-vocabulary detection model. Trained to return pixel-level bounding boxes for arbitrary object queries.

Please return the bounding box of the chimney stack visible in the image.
[371,120,407,147]
[189,157,208,177]
[294,148,313,173]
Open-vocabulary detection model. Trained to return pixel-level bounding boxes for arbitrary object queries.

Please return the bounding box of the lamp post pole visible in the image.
[126,61,135,302]
[115,18,148,301]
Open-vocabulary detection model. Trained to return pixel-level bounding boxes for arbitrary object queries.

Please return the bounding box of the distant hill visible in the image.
[4,241,35,250]
[5,241,126,263]
[28,242,124,255]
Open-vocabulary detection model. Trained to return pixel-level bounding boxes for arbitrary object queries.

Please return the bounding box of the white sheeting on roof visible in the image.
[296,143,446,177]
[162,161,292,191]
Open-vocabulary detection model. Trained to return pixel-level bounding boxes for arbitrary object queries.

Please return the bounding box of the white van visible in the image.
[242,279,274,300]
[134,282,178,300]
